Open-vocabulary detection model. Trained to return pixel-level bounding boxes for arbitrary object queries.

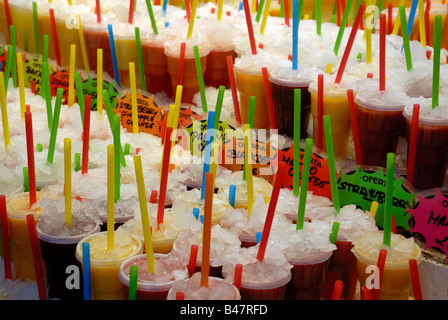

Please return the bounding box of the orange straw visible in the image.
[200,172,214,287]
[26,214,46,300]
[347,89,362,165]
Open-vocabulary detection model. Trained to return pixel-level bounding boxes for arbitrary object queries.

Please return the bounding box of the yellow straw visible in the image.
[392,0,406,35]
[187,0,198,39]
[0,72,10,151]
[129,62,139,134]
[64,138,72,227]
[370,200,379,218]
[76,15,90,73]
[134,155,155,273]
[326,63,333,74]
[260,0,271,34]
[97,49,103,114]
[418,0,426,47]
[244,124,254,216]
[217,0,223,20]
[365,24,372,64]
[68,0,72,6]
[107,144,115,250]
[251,0,256,13]
[68,44,76,107]
[170,85,183,152]
[16,52,26,119]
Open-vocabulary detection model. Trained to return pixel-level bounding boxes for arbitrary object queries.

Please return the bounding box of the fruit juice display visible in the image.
[9,1,35,53]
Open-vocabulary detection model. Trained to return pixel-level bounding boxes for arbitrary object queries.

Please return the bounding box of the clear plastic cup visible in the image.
[204,44,237,89]
[9,2,35,53]
[141,38,172,97]
[83,23,115,77]
[239,271,291,300]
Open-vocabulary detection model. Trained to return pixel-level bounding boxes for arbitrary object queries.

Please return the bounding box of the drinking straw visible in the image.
[184,0,191,22]
[47,88,63,165]
[407,104,420,185]
[3,46,12,93]
[229,184,236,208]
[9,26,16,90]
[3,0,11,42]
[68,44,76,107]
[158,127,173,227]
[296,138,313,230]
[187,0,198,39]
[323,115,340,213]
[76,15,90,74]
[392,0,406,35]
[162,0,168,16]
[0,72,10,151]
[113,115,121,202]
[0,195,12,280]
[399,6,413,71]
[226,56,242,125]
[409,258,422,300]
[150,190,158,204]
[261,67,277,129]
[177,42,186,87]
[256,162,285,262]
[26,214,46,300]
[96,0,101,23]
[128,265,138,300]
[255,0,265,22]
[129,0,135,24]
[362,285,372,300]
[330,221,340,244]
[383,152,395,247]
[25,111,37,206]
[334,3,365,84]
[201,112,215,201]
[135,28,146,92]
[108,24,120,87]
[97,49,103,114]
[418,0,426,47]
[391,214,397,234]
[317,74,324,149]
[379,14,386,91]
[365,18,372,64]
[233,263,243,290]
[425,1,430,47]
[407,0,419,41]
[82,96,91,174]
[145,0,158,35]
[107,144,115,250]
[213,86,225,135]
[333,0,354,55]
[49,9,61,66]
[82,242,91,300]
[176,292,184,300]
[244,124,254,215]
[292,0,298,69]
[316,0,322,35]
[331,280,343,300]
[432,15,442,109]
[193,45,208,113]
[372,248,387,299]
[283,0,290,27]
[129,62,139,134]
[188,244,198,276]
[260,0,271,35]
[293,89,303,195]
[64,138,72,228]
[200,172,214,288]
[370,200,379,218]
[243,0,257,54]
[217,0,224,20]
[347,89,362,165]
[75,73,85,123]
[33,2,40,55]
[248,96,255,128]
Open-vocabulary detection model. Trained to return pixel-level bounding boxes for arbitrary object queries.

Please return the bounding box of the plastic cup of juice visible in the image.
[9,2,35,53]
[114,34,140,88]
[83,22,115,77]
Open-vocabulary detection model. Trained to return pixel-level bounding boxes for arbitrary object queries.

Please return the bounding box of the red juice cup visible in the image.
[204,44,237,89]
[118,252,189,300]
[83,23,114,77]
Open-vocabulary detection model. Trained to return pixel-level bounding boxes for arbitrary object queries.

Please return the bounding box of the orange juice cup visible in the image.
[141,38,172,96]
[9,2,35,53]
[204,44,237,89]
[0,0,7,42]
[54,14,84,69]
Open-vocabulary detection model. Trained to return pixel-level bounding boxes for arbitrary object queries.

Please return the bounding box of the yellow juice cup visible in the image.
[54,11,84,69]
[75,230,143,300]
[37,8,55,61]
[9,2,35,53]
[0,0,8,43]
[352,231,422,300]
[115,35,140,88]
[6,192,44,281]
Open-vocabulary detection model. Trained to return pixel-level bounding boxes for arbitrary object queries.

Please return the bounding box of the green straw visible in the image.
[432,15,442,109]
[74,73,85,123]
[47,88,63,165]
[74,153,81,172]
[42,62,52,131]
[296,138,313,230]
[256,0,266,22]
[323,115,340,213]
[135,27,146,92]
[42,35,49,64]
[315,0,321,35]
[213,86,225,141]
[383,152,395,247]
[23,167,29,192]
[145,0,158,35]
[10,26,16,89]
[248,96,255,128]
[113,114,121,202]
[124,143,131,155]
[193,45,207,113]
[293,89,301,197]
[33,2,40,55]
[333,0,354,55]
[3,46,13,92]
[128,265,138,300]
[329,221,340,244]
[399,6,413,71]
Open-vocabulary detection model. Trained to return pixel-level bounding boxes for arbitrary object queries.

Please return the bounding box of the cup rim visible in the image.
[36,222,101,244]
[289,250,333,266]
[167,276,241,300]
[403,110,448,125]
[354,96,405,112]
[239,271,292,290]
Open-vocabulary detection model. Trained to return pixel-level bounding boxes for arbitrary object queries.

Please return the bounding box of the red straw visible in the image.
[331,280,344,300]
[388,4,393,35]
[177,42,186,87]
[157,126,173,228]
[128,0,135,24]
[425,1,431,46]
[362,285,373,300]
[256,162,285,262]
[335,3,365,84]
[25,111,37,206]
[188,244,198,277]
[31,80,36,95]
[200,172,214,288]
[49,9,62,66]
[409,259,422,300]
[176,292,184,300]
[26,214,46,300]
[82,95,91,174]
[96,0,102,23]
[242,0,257,55]
[185,0,191,23]
[284,0,290,27]
[226,55,242,125]
[372,248,387,300]
[407,104,420,185]
[0,195,12,280]
[233,263,243,290]
[391,214,397,234]
[261,67,277,130]
[347,89,362,165]
[3,0,11,41]
[337,0,342,26]
[317,74,324,150]
[380,13,386,91]
[150,190,158,204]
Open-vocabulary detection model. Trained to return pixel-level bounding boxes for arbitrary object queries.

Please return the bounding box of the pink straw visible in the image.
[177,42,186,87]
[261,67,277,130]
[233,263,243,290]
[188,244,198,277]
[372,248,387,300]
[26,214,46,300]
[407,104,420,185]
[242,0,257,55]
[256,162,285,262]
[380,13,386,91]
[317,74,324,150]
[82,95,91,174]
[157,127,173,228]
[335,3,365,84]
[409,259,422,300]
[0,195,12,280]
[347,89,362,165]
[226,55,242,125]
[128,0,135,24]
[25,111,37,206]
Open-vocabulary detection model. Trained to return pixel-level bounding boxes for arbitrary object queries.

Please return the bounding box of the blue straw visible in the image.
[82,242,91,300]
[193,207,200,220]
[256,232,262,244]
[200,111,215,202]
[162,0,168,16]
[107,24,120,87]
[239,1,243,11]
[402,0,418,53]
[292,0,299,70]
[229,184,236,208]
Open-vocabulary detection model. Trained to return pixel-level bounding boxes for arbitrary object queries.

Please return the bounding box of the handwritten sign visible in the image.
[80,74,120,111]
[114,90,164,136]
[276,143,333,200]
[337,166,417,229]
[408,189,448,258]
[49,66,69,104]
[23,54,44,94]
